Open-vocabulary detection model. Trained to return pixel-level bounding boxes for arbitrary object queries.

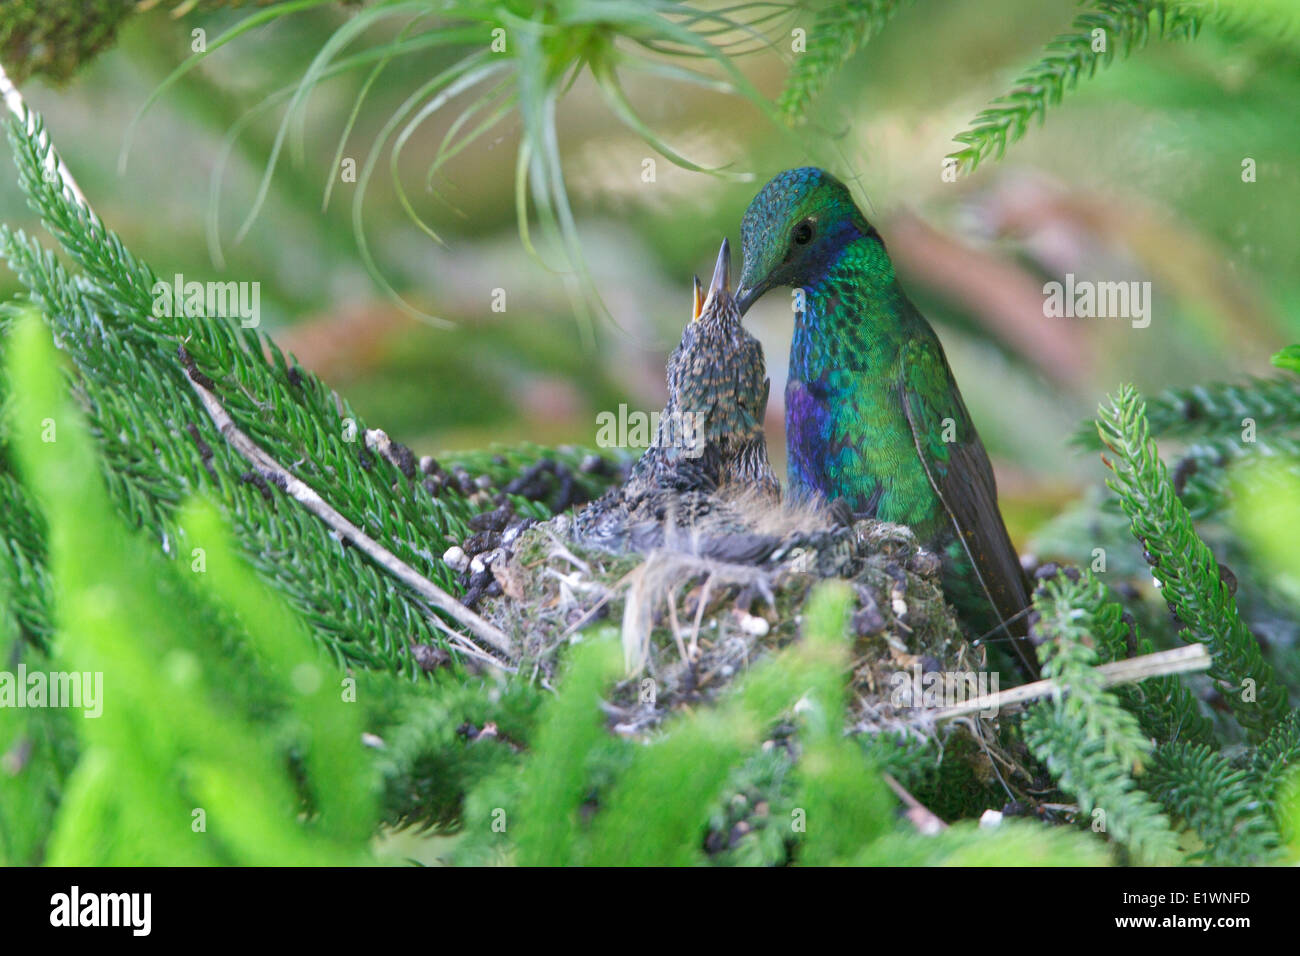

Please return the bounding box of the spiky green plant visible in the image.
[0,95,630,673]
[777,0,908,121]
[1146,741,1280,864]
[121,0,785,338]
[1024,574,1180,864]
[1096,385,1289,741]
[3,309,376,864]
[1039,569,1215,747]
[0,107,478,673]
[1073,374,1300,450]
[949,1,1202,175]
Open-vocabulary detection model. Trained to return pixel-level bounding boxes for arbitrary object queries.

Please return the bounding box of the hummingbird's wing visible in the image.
[897,334,1039,679]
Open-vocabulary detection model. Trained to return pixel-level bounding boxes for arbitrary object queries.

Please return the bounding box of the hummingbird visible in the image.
[734,168,1039,678]
[575,238,779,553]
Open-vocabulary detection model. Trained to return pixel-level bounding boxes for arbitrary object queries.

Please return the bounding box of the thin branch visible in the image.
[882,772,948,835]
[188,377,515,660]
[929,644,1211,721]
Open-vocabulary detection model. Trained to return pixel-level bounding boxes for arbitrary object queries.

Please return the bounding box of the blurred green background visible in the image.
[3,0,1296,548]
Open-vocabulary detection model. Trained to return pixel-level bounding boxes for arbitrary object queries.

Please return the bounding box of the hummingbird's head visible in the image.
[735,167,877,314]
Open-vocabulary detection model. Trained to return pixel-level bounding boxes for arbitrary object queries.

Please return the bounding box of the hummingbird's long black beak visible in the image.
[735,286,757,314]
[701,237,730,313]
[735,250,761,315]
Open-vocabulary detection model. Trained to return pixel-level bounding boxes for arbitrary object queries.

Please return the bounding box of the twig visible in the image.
[882,772,948,834]
[543,528,591,575]
[189,380,515,659]
[689,573,714,661]
[929,644,1211,721]
[665,590,689,666]
[426,612,517,672]
[0,61,515,663]
[1,66,89,211]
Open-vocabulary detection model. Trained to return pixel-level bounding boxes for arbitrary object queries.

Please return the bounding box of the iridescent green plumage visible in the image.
[736,168,1038,677]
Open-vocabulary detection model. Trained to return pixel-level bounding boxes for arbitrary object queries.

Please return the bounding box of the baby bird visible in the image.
[574,238,779,552]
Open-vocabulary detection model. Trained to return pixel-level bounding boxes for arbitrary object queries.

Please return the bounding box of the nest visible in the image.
[474,491,1008,753]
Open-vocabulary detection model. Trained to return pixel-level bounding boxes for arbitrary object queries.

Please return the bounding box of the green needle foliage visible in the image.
[949,1,1202,175]
[1043,569,1214,747]
[1070,359,1300,522]
[0,105,552,675]
[3,310,374,865]
[1146,741,1280,865]
[778,0,908,122]
[1096,385,1290,741]
[1024,574,1180,865]
[373,676,542,831]
[1072,374,1300,450]
[1252,711,1300,804]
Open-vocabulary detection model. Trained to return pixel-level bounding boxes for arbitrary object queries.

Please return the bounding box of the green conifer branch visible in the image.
[778,0,908,122]
[1251,709,1300,805]
[4,109,472,542]
[6,311,376,864]
[373,676,541,832]
[0,229,475,673]
[1170,436,1300,520]
[1024,575,1180,864]
[1072,374,1300,450]
[949,1,1202,175]
[1145,741,1280,865]
[1045,569,1215,747]
[0,101,546,671]
[1096,385,1290,741]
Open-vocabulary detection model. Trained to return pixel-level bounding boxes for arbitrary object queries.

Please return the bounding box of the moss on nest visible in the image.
[478,504,993,740]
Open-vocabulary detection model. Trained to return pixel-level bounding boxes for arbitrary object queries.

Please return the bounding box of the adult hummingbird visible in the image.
[734,168,1038,678]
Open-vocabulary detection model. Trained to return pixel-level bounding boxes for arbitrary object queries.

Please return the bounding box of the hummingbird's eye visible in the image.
[792,219,814,245]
